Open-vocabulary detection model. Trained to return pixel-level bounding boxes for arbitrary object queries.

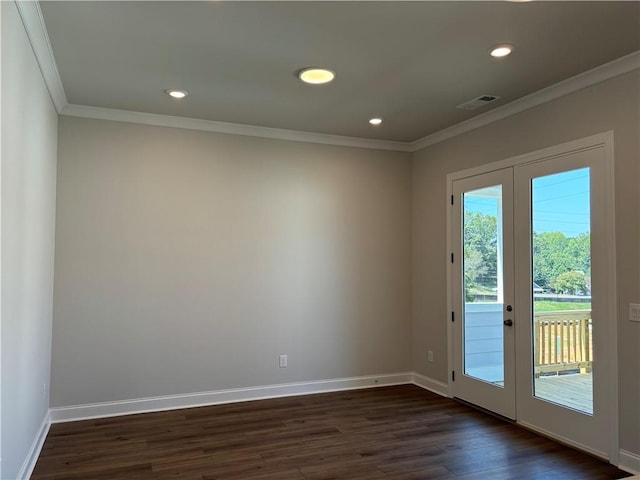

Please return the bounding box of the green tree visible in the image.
[553,271,587,295]
[464,212,497,290]
[569,233,591,277]
[464,247,486,301]
[533,231,590,291]
[463,211,591,296]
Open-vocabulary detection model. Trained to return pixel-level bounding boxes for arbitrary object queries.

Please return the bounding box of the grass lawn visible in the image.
[534,300,591,312]
[468,286,496,295]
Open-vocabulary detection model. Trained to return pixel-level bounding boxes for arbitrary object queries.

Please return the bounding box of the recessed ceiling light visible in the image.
[165,89,188,99]
[490,45,514,58]
[369,118,383,126]
[298,68,335,85]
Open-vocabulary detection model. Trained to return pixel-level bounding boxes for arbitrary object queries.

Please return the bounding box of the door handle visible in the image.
[504,319,513,327]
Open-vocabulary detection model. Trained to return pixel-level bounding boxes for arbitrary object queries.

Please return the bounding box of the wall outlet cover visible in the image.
[279,354,288,368]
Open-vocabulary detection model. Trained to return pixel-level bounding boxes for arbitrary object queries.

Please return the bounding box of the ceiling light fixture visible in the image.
[369,117,383,126]
[165,89,188,99]
[298,67,335,85]
[490,44,514,58]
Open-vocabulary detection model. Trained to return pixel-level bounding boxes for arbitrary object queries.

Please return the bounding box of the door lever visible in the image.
[504,319,513,327]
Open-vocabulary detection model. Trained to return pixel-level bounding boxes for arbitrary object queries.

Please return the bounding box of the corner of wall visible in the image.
[16,412,50,480]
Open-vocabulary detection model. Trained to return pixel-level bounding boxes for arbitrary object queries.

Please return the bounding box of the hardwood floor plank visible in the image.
[32,385,632,480]
[385,466,455,480]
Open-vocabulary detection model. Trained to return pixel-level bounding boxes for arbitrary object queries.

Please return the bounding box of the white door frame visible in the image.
[451,169,516,419]
[446,131,618,463]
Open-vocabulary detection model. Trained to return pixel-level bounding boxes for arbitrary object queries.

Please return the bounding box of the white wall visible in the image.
[412,70,640,456]
[51,117,412,407]
[1,2,58,478]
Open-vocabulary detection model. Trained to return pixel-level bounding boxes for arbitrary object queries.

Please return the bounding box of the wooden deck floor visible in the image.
[31,385,630,480]
[535,373,593,414]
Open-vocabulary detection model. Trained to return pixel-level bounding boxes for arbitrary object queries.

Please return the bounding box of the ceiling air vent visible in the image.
[456,95,501,111]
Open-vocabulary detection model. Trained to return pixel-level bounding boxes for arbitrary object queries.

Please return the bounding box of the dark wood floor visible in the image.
[32,385,631,480]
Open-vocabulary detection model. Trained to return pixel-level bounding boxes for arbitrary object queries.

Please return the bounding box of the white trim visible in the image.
[447,131,613,182]
[409,51,639,152]
[411,373,449,397]
[13,0,67,113]
[446,131,619,462]
[48,371,452,424]
[0,1,3,475]
[446,176,455,403]
[517,420,608,460]
[60,50,639,153]
[15,2,639,152]
[49,372,413,423]
[28,374,636,474]
[60,104,412,152]
[601,132,619,465]
[16,411,50,480]
[619,450,640,475]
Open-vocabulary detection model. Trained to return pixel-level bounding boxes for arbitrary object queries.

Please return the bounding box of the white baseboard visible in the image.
[50,372,414,423]
[411,372,450,397]
[16,411,50,480]
[32,373,638,477]
[518,420,609,460]
[619,449,640,475]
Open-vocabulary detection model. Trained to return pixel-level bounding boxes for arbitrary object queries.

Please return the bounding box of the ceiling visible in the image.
[40,1,640,143]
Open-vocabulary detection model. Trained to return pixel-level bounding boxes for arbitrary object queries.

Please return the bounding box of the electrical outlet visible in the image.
[43,383,47,399]
[630,303,640,322]
[428,350,434,363]
[279,354,288,368]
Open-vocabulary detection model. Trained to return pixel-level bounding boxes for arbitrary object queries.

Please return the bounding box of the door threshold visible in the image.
[453,397,515,424]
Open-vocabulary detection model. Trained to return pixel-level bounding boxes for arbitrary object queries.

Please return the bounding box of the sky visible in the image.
[532,167,590,237]
[464,167,591,238]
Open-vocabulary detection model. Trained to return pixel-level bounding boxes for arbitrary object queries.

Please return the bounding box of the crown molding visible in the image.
[61,104,413,152]
[408,50,640,152]
[61,50,640,153]
[17,0,638,153]
[14,0,67,113]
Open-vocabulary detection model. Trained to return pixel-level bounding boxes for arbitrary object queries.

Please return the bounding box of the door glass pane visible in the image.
[463,186,504,386]
[531,168,593,415]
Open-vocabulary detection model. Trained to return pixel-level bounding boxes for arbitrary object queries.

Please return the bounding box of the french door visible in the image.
[451,168,516,419]
[449,134,616,460]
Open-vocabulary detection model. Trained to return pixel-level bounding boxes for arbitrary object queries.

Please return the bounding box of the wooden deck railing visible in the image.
[534,310,592,376]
